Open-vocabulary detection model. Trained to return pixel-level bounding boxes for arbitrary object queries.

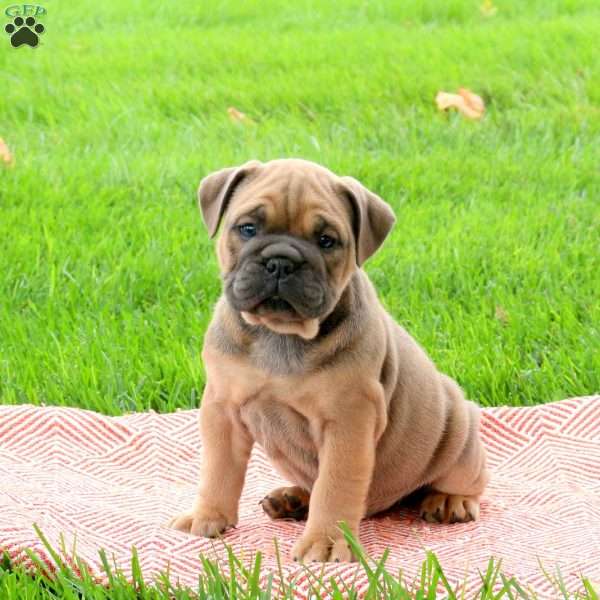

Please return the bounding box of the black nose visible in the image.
[265,256,297,279]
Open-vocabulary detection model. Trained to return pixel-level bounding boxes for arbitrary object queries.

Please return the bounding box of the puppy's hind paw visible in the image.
[259,486,310,521]
[420,492,480,524]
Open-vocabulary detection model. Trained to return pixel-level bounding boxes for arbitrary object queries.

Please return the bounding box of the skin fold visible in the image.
[168,158,489,563]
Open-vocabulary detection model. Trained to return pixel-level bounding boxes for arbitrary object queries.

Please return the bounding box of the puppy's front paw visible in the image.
[260,486,310,521]
[291,529,354,563]
[167,506,234,537]
[420,492,480,524]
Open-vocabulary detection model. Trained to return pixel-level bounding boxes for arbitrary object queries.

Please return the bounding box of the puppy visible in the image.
[169,159,489,562]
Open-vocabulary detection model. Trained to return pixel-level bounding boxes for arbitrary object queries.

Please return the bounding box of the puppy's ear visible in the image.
[339,176,396,266]
[198,160,261,237]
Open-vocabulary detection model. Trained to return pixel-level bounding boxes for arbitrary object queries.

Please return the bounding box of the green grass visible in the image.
[1,525,598,599]
[1,0,599,596]
[1,0,599,413]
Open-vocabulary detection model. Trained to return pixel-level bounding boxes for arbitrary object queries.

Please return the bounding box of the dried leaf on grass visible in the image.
[227,107,255,125]
[480,0,498,18]
[495,305,509,325]
[0,138,14,167]
[435,88,485,120]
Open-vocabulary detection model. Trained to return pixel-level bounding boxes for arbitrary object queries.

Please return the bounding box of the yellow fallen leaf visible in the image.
[480,0,497,17]
[227,106,254,125]
[435,88,485,120]
[495,305,509,325]
[0,137,14,167]
[459,88,485,115]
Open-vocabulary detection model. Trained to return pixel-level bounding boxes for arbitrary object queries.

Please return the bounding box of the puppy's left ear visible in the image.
[339,176,396,266]
[198,160,262,237]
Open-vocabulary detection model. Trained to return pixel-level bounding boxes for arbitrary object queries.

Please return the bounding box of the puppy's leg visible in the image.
[419,377,489,524]
[260,486,310,521]
[169,387,253,537]
[291,400,378,563]
[420,429,489,524]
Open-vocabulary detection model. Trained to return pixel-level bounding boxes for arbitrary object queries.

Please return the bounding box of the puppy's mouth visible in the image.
[254,296,303,322]
[241,293,320,339]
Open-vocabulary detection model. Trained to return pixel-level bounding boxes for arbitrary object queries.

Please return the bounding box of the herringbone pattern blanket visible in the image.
[1,397,598,596]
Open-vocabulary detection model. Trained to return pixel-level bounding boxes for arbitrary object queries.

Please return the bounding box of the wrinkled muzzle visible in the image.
[225,235,333,320]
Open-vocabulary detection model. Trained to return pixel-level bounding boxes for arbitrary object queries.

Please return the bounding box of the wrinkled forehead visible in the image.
[226,165,353,236]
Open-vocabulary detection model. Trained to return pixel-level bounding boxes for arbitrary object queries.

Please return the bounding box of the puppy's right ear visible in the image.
[198,160,261,237]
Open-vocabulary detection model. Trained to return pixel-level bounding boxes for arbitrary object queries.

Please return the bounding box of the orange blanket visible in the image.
[1,396,598,595]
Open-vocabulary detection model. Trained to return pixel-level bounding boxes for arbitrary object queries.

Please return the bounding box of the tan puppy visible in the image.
[169,159,489,563]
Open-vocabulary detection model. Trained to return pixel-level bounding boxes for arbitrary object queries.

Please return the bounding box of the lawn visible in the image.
[0,0,599,596]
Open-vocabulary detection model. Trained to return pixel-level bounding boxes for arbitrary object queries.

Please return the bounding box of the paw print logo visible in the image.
[5,16,45,48]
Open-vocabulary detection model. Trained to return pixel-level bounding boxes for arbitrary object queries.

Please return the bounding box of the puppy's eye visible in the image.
[318,234,336,249]
[238,223,257,239]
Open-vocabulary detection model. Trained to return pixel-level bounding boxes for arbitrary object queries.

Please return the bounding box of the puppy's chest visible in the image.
[237,394,317,454]
[204,341,324,449]
[249,334,308,376]
[216,365,320,453]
